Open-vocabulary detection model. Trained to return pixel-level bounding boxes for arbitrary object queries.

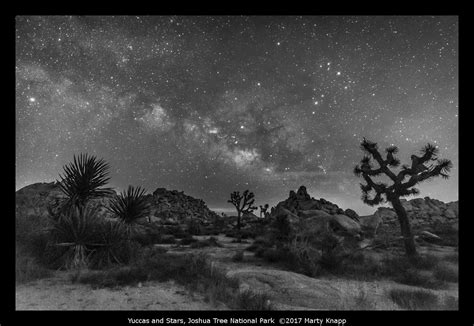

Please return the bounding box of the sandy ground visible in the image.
[16,271,226,310]
[16,235,458,310]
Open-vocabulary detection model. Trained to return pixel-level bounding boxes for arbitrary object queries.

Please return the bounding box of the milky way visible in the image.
[15,16,458,215]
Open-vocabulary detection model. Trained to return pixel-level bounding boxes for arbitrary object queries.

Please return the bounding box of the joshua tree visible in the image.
[107,185,149,237]
[259,204,269,218]
[227,190,257,242]
[354,138,452,256]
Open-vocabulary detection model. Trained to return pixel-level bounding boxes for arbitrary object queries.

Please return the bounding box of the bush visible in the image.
[433,264,458,283]
[443,253,458,263]
[232,250,244,262]
[408,254,439,270]
[190,237,221,249]
[16,246,53,284]
[393,268,443,289]
[254,247,266,258]
[233,290,273,310]
[131,229,161,246]
[179,234,198,245]
[388,289,439,310]
[270,214,292,246]
[158,234,177,244]
[262,248,283,262]
[186,219,203,235]
[429,223,458,247]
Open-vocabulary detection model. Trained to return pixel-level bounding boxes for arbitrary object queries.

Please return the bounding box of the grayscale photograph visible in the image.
[15,15,458,311]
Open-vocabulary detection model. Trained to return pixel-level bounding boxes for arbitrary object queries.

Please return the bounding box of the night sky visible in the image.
[15,16,458,215]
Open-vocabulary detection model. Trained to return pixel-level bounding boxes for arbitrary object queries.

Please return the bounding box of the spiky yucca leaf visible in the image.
[437,159,453,179]
[88,221,130,269]
[361,155,372,164]
[420,143,439,160]
[58,153,112,208]
[353,166,362,177]
[388,157,401,167]
[386,145,399,154]
[107,186,149,226]
[360,138,378,154]
[50,205,101,269]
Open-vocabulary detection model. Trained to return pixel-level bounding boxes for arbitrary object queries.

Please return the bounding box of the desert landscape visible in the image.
[16,179,458,310]
[15,15,458,312]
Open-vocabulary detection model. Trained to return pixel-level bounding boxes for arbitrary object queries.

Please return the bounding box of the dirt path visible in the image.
[16,272,225,310]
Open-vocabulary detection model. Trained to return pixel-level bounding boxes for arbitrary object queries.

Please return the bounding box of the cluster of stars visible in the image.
[16,16,458,214]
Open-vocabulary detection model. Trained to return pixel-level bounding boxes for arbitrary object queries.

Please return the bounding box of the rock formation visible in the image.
[144,188,220,225]
[270,186,361,237]
[374,197,458,227]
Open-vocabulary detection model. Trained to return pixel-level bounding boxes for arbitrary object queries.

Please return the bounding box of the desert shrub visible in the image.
[336,252,384,280]
[254,247,266,258]
[433,264,458,283]
[186,219,203,235]
[173,230,190,239]
[232,250,244,262]
[443,253,458,263]
[15,212,50,245]
[381,253,440,274]
[246,236,272,252]
[429,222,458,247]
[16,247,53,284]
[179,234,198,245]
[408,254,439,270]
[388,289,438,310]
[158,234,177,244]
[190,236,221,249]
[212,216,227,231]
[442,296,458,310]
[393,268,443,289]
[270,214,292,247]
[226,229,249,239]
[240,228,257,239]
[131,228,161,246]
[233,290,273,310]
[262,248,283,262]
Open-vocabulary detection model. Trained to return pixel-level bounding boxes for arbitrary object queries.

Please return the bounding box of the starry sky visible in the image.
[15,16,458,215]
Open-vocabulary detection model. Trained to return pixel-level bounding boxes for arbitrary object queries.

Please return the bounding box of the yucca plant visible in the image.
[107,185,149,236]
[57,153,113,211]
[49,205,102,269]
[88,221,130,269]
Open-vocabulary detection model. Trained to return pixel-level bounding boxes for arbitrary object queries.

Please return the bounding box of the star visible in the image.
[15,15,458,216]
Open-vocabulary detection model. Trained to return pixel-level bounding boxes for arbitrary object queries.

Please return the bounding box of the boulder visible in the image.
[344,208,359,222]
[374,207,397,221]
[297,210,332,219]
[331,214,361,236]
[227,268,346,310]
[359,214,382,237]
[419,230,441,241]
